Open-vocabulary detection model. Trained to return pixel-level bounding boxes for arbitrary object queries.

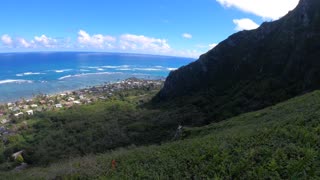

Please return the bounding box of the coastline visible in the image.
[0,78,165,125]
[0,74,165,104]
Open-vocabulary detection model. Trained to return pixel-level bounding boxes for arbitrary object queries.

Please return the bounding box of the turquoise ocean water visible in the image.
[0,52,194,102]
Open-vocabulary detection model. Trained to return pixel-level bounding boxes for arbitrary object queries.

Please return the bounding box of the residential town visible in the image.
[0,78,164,137]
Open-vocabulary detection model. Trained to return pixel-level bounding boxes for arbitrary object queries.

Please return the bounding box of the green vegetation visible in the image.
[0,87,181,169]
[2,89,320,179]
[1,1,319,178]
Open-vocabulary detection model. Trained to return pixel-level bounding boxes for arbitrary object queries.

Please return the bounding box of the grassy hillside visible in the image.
[0,86,183,169]
[3,90,320,179]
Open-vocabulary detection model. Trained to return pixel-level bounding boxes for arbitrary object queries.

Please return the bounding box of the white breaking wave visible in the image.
[115,67,178,71]
[83,65,174,72]
[0,79,33,84]
[116,68,132,71]
[101,65,130,69]
[54,69,73,73]
[87,66,99,69]
[58,75,72,80]
[115,67,162,71]
[133,68,162,71]
[58,72,123,80]
[16,72,45,77]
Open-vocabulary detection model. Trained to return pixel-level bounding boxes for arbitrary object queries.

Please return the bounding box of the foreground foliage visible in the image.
[2,90,320,179]
[0,87,179,168]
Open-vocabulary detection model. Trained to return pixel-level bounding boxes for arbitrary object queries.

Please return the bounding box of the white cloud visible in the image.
[209,43,218,49]
[17,38,32,48]
[118,34,203,58]
[119,34,170,53]
[1,34,62,49]
[1,30,202,58]
[182,33,192,39]
[233,18,259,31]
[78,30,116,49]
[34,35,58,48]
[216,0,299,20]
[1,34,13,46]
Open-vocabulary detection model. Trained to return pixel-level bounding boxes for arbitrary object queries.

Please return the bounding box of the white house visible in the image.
[55,104,63,108]
[31,104,38,108]
[73,101,81,104]
[48,100,54,104]
[14,112,24,117]
[1,119,9,124]
[26,110,34,116]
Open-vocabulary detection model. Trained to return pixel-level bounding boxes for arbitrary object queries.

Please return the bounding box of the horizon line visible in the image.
[0,50,197,59]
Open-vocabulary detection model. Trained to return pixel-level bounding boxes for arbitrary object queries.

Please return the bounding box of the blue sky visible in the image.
[0,0,299,57]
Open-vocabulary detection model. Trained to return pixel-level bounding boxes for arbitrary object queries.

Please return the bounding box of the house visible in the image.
[23,105,29,110]
[31,104,38,108]
[1,119,9,124]
[12,107,20,112]
[55,104,63,108]
[68,97,75,102]
[7,103,13,107]
[14,112,24,117]
[65,102,73,108]
[73,101,81,105]
[26,99,32,103]
[26,110,34,116]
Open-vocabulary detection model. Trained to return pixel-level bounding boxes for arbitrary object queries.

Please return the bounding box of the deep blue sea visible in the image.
[0,52,194,103]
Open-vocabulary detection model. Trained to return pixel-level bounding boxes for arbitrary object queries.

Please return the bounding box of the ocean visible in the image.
[0,52,194,103]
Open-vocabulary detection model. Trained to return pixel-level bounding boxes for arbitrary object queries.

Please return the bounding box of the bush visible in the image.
[15,154,24,164]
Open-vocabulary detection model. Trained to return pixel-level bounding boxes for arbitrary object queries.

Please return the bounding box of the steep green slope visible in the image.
[156,0,320,123]
[4,90,320,179]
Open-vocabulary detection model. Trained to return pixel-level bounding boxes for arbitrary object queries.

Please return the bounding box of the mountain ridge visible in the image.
[156,0,320,122]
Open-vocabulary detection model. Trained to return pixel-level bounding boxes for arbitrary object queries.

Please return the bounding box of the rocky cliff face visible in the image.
[156,0,320,122]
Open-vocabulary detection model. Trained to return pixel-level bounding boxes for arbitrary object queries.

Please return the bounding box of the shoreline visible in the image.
[0,78,165,125]
[0,76,165,104]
